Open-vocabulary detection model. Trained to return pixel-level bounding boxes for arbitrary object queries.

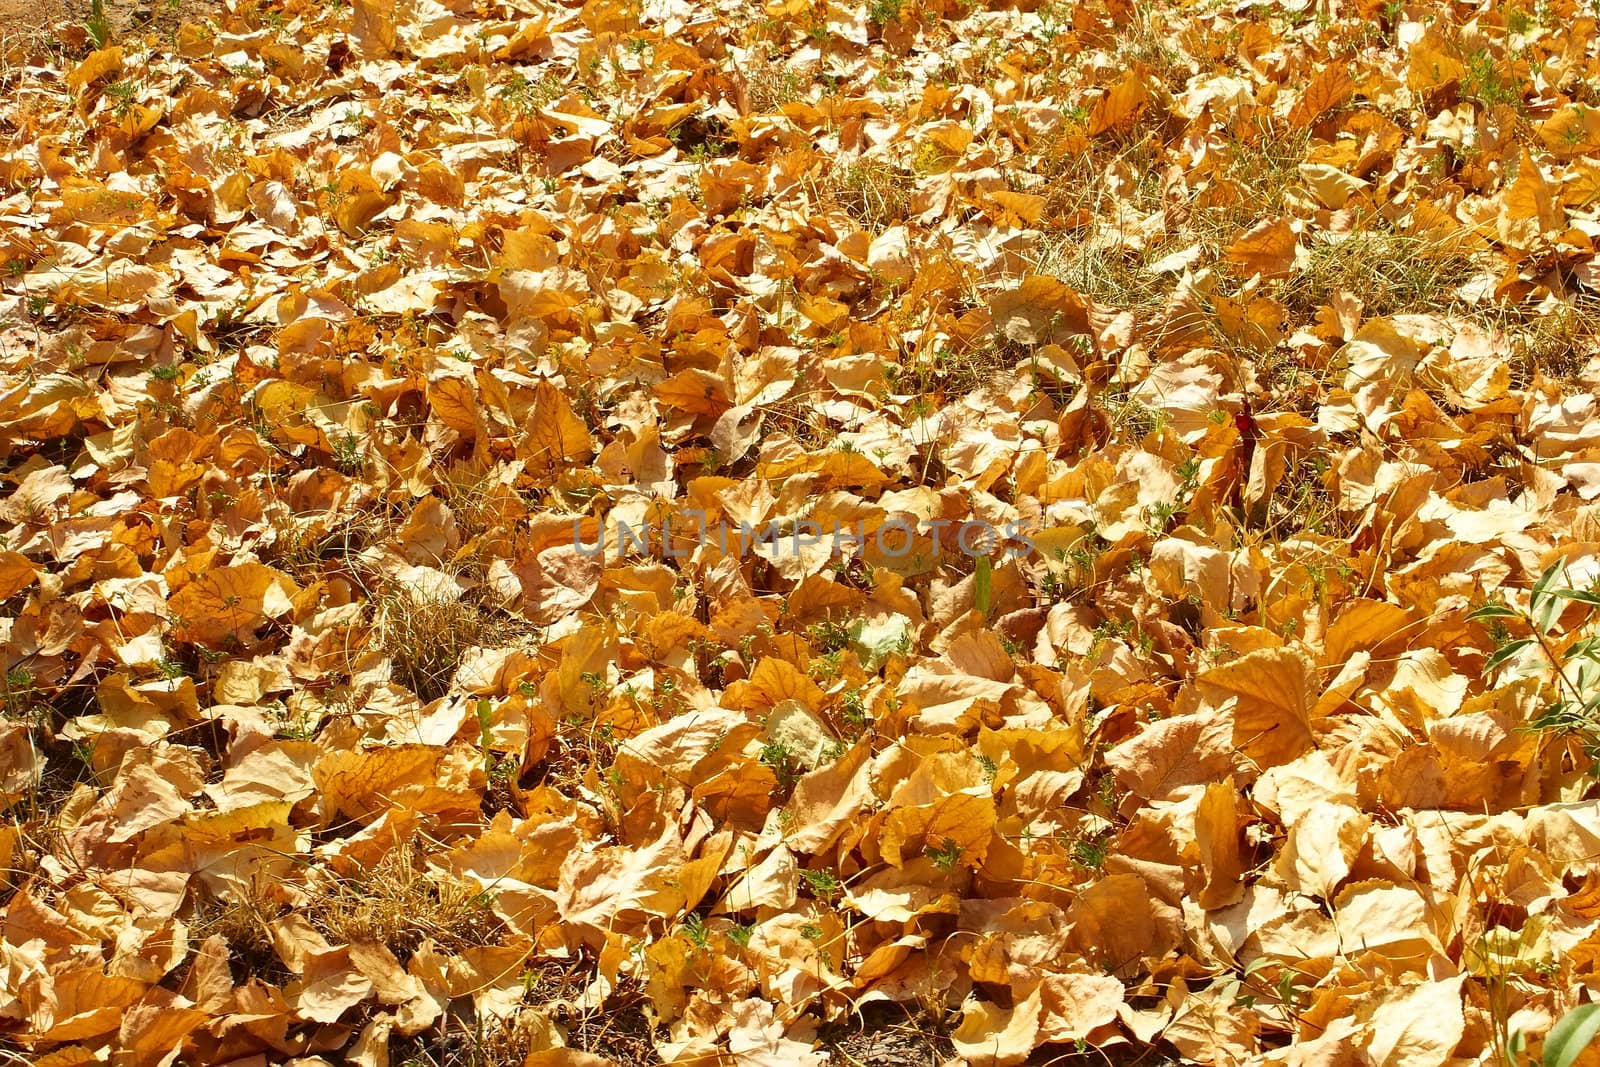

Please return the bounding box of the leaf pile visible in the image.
[4,0,1600,1064]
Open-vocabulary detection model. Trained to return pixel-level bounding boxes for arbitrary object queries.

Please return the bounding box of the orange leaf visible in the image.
[1541,105,1600,157]
[0,550,37,599]
[312,745,442,821]
[66,47,122,94]
[427,373,480,438]
[1195,779,1245,909]
[1224,217,1297,279]
[1087,71,1150,136]
[1288,66,1356,127]
[168,563,299,647]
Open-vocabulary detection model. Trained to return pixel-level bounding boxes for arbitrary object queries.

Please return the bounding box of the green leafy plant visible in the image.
[926,837,964,871]
[1071,834,1110,870]
[799,868,841,900]
[759,740,801,788]
[476,698,495,780]
[85,0,112,48]
[681,912,710,951]
[1469,560,1600,771]
[868,0,905,25]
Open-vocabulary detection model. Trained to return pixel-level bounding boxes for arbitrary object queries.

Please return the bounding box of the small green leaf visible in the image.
[1466,603,1519,622]
[1483,638,1535,673]
[974,554,992,619]
[1544,1003,1600,1067]
[477,698,494,777]
[1552,589,1600,607]
[1531,561,1565,607]
[1576,659,1600,693]
[1532,562,1568,634]
[1507,1027,1525,1067]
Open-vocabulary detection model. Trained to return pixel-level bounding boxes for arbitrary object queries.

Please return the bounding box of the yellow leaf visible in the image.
[253,379,317,424]
[755,450,891,490]
[1361,976,1464,1067]
[33,969,147,1041]
[0,724,40,811]
[879,791,995,868]
[312,745,442,821]
[1299,163,1369,209]
[1541,105,1600,157]
[0,550,38,599]
[1037,972,1125,1044]
[497,266,589,320]
[1500,147,1558,250]
[0,824,14,895]
[744,656,828,713]
[1406,31,1465,93]
[523,379,593,469]
[330,169,391,236]
[693,763,779,832]
[1195,779,1244,909]
[987,190,1046,225]
[988,276,1090,345]
[288,946,374,1023]
[1198,646,1318,768]
[783,740,874,854]
[952,994,1040,1067]
[654,368,732,417]
[350,0,397,56]
[120,101,164,138]
[427,373,480,438]
[1065,872,1169,973]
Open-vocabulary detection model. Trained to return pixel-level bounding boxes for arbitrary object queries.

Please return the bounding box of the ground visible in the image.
[3,0,1600,1065]
[0,0,210,40]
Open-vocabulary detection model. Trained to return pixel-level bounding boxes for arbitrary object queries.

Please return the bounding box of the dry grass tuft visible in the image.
[1032,232,1169,315]
[1283,228,1479,317]
[373,582,531,703]
[263,504,393,585]
[1481,299,1600,387]
[820,1002,957,1067]
[742,55,808,114]
[189,885,291,983]
[815,157,914,232]
[386,1013,540,1067]
[439,461,526,554]
[388,973,659,1067]
[528,969,659,1067]
[308,841,502,962]
[761,386,838,452]
[1199,124,1314,238]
